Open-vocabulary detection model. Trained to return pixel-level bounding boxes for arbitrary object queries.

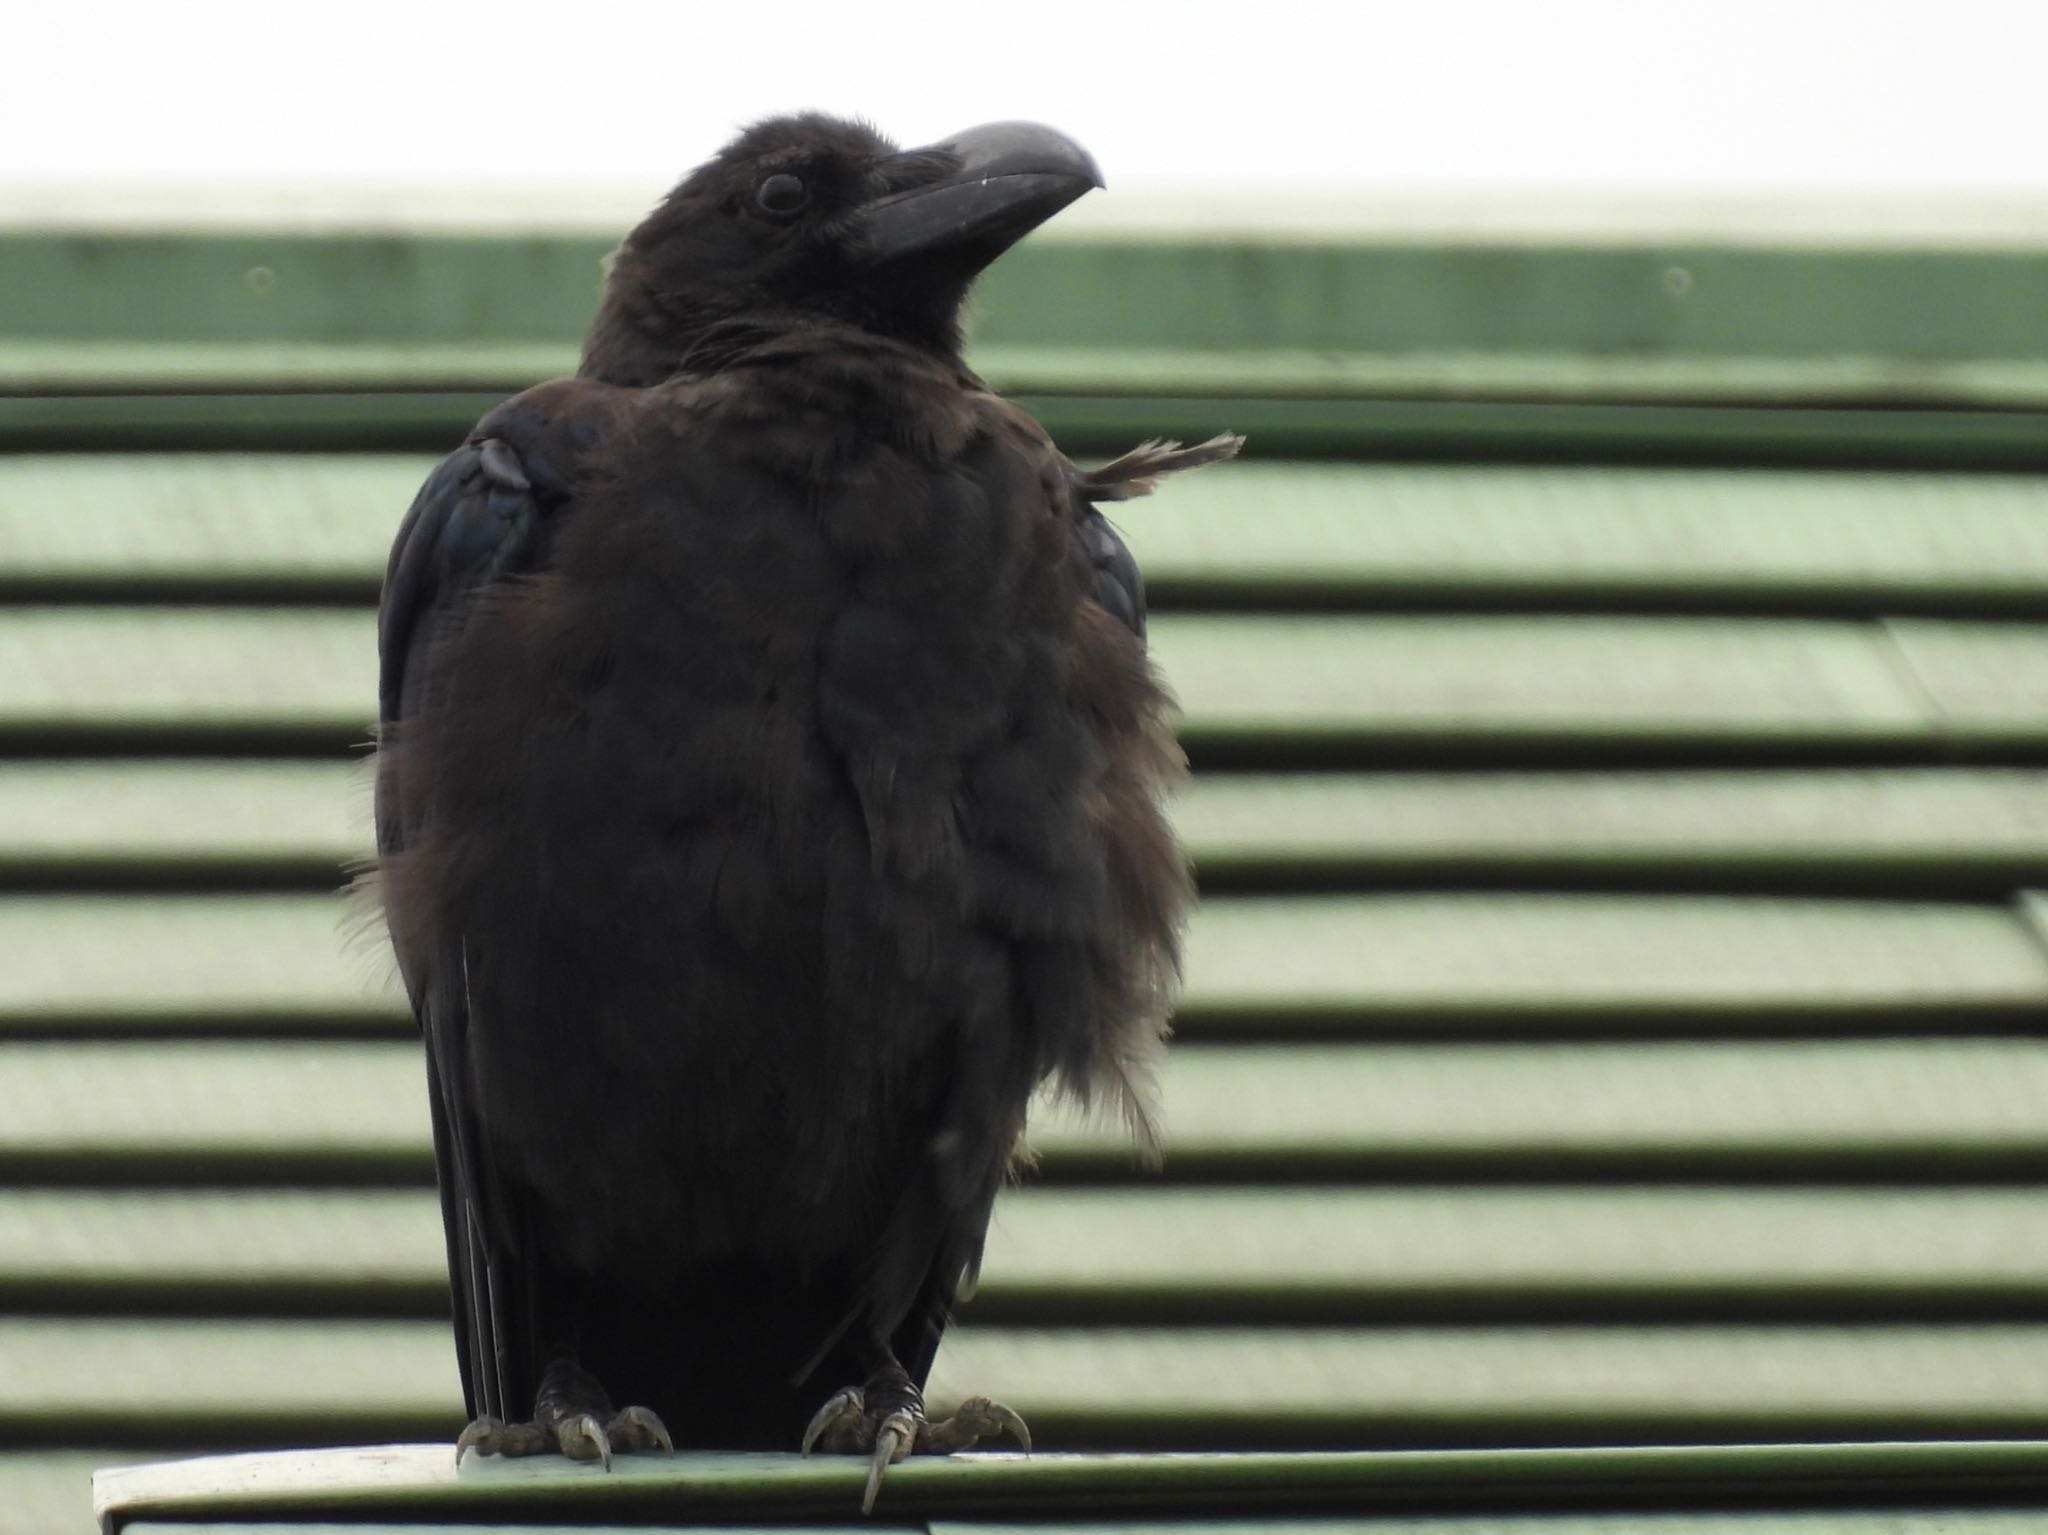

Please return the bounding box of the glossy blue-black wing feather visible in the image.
[1077,507,1148,638]
[375,395,590,1426]
[1069,433,1242,640]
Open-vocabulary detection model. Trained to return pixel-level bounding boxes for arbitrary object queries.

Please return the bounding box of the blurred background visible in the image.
[12,2,2048,1532]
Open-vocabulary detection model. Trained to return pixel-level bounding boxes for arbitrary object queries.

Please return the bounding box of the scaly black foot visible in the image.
[455,1358,672,1470]
[801,1370,1029,1513]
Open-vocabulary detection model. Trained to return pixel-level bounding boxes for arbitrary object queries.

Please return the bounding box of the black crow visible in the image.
[372,113,1238,1509]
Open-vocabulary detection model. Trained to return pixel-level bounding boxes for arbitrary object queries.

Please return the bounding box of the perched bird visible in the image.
[372,113,1238,1509]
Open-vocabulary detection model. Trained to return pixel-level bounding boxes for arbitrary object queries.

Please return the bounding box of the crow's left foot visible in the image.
[455,1402,671,1469]
[802,1379,1029,1512]
[455,1357,673,1470]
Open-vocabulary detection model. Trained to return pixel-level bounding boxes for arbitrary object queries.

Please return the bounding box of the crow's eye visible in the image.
[755,173,808,216]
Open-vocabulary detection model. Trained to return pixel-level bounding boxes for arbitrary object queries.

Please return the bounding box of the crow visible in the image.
[372,113,1238,1509]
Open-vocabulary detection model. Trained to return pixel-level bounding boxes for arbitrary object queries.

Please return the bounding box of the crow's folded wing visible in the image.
[375,389,595,1424]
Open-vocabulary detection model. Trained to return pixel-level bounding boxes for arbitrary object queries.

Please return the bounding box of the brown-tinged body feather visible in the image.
[372,113,1229,1461]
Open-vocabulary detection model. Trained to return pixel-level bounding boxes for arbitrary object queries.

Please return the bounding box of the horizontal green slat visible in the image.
[7,1038,2047,1179]
[1177,895,2048,1024]
[0,896,392,1027]
[929,1325,2048,1443]
[12,763,2048,894]
[1179,769,2048,888]
[0,456,416,591]
[1161,614,1928,751]
[1889,621,2048,739]
[0,762,364,880]
[88,1441,2048,1530]
[0,607,1999,755]
[8,893,2048,1032]
[1131,462,2048,609]
[22,1316,2048,1445]
[14,455,2048,611]
[14,1186,2048,1320]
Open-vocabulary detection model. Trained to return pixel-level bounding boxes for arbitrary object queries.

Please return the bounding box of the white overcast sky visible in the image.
[6,0,2047,204]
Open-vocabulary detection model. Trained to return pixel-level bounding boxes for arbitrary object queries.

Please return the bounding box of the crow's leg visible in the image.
[801,1353,1028,1513]
[455,1356,673,1469]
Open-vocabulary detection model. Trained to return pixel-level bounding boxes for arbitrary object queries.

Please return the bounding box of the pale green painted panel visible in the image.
[0,609,371,735]
[1178,769,2048,878]
[0,1041,429,1164]
[16,455,2048,604]
[0,608,1951,750]
[976,1187,2048,1300]
[1888,620,2048,735]
[0,761,365,871]
[18,1316,2048,1439]
[928,1325,2048,1435]
[6,1038,2047,1174]
[0,1452,151,1535]
[0,456,415,584]
[7,892,2048,1028]
[1159,614,1926,746]
[0,896,390,1025]
[13,763,2048,888]
[1176,895,2048,1019]
[16,1186,2048,1309]
[1116,461,2048,600]
[0,1318,459,1433]
[0,1189,441,1294]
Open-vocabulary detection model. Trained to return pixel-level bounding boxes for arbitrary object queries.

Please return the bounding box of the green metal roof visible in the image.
[7,216,2048,1532]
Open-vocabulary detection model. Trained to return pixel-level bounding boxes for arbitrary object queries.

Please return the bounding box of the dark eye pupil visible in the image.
[756,174,807,214]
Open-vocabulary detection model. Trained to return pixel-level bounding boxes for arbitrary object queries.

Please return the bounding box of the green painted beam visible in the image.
[14,1185,2048,1324]
[7,1038,2048,1182]
[14,233,2048,371]
[13,763,2048,897]
[8,892,2048,1035]
[3,391,2045,466]
[18,456,2048,617]
[20,338,2048,413]
[6,606,2028,759]
[83,1441,2048,1531]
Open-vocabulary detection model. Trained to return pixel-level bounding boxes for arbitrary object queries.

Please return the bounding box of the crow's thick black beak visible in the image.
[852,121,1102,273]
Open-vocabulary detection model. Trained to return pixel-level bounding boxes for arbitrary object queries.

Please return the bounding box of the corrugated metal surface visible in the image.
[5,223,2048,1529]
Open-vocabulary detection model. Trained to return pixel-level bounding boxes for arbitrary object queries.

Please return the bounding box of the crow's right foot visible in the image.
[802,1378,1029,1512]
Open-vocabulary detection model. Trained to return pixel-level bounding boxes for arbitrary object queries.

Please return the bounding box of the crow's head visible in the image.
[584,114,1101,382]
